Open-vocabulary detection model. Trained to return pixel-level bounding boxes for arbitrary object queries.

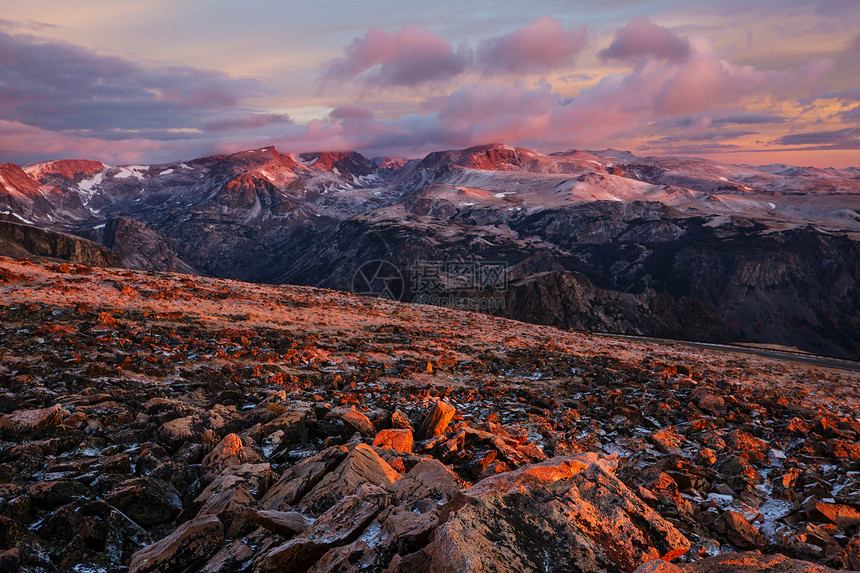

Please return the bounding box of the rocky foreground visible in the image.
[0,257,858,572]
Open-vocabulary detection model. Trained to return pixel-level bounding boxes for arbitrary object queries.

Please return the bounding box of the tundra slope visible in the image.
[0,257,858,571]
[1,144,859,357]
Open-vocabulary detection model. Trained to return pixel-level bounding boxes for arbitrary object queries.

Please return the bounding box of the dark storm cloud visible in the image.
[776,128,860,149]
[0,30,262,138]
[203,113,292,132]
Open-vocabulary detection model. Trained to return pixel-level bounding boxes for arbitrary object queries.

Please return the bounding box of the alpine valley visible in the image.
[2,143,859,359]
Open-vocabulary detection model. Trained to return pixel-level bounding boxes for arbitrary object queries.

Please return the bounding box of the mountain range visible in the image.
[1,143,859,358]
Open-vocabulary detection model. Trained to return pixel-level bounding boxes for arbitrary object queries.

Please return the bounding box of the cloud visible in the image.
[847,33,860,53]
[329,105,374,121]
[476,17,587,74]
[0,30,262,138]
[775,128,860,149]
[599,18,691,62]
[436,83,556,143]
[323,26,469,88]
[840,105,860,121]
[0,18,57,32]
[202,113,291,132]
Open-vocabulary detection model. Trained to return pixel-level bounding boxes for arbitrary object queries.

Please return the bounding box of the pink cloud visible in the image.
[599,18,691,62]
[476,17,587,74]
[436,83,555,142]
[848,33,860,53]
[323,26,469,87]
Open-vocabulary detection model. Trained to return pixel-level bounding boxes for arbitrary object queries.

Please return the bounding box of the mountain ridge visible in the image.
[1,142,858,358]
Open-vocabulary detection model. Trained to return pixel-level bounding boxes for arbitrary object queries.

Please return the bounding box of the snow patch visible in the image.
[159,168,174,175]
[719,177,729,182]
[115,166,146,181]
[77,172,104,206]
[0,210,34,224]
[768,202,776,209]
[93,223,106,230]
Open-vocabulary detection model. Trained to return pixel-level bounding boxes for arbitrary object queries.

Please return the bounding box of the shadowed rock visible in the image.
[128,515,224,573]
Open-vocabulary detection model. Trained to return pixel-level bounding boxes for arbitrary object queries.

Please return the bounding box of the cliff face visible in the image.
[494,271,732,342]
[80,216,199,274]
[0,221,121,267]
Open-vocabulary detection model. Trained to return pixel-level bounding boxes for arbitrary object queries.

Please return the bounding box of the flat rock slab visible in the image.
[0,405,68,439]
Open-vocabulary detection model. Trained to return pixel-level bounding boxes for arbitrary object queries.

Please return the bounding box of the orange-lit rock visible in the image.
[373,429,414,452]
[202,433,247,472]
[394,454,689,573]
[681,552,839,572]
[416,400,455,440]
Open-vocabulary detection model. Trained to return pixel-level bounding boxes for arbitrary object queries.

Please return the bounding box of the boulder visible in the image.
[298,444,400,515]
[154,415,200,450]
[394,454,690,573]
[682,552,838,572]
[258,495,382,572]
[391,409,414,431]
[373,429,414,453]
[714,510,766,550]
[104,477,183,527]
[391,459,464,506]
[650,428,684,454]
[416,401,455,441]
[199,540,256,573]
[245,508,314,537]
[128,515,224,573]
[194,463,272,511]
[339,410,375,437]
[202,433,248,472]
[261,445,349,511]
[0,404,68,439]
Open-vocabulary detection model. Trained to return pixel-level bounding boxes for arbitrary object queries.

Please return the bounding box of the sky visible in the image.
[0,0,859,167]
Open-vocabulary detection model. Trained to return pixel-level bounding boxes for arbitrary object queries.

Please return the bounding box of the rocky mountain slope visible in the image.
[1,144,859,357]
[0,256,858,572]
